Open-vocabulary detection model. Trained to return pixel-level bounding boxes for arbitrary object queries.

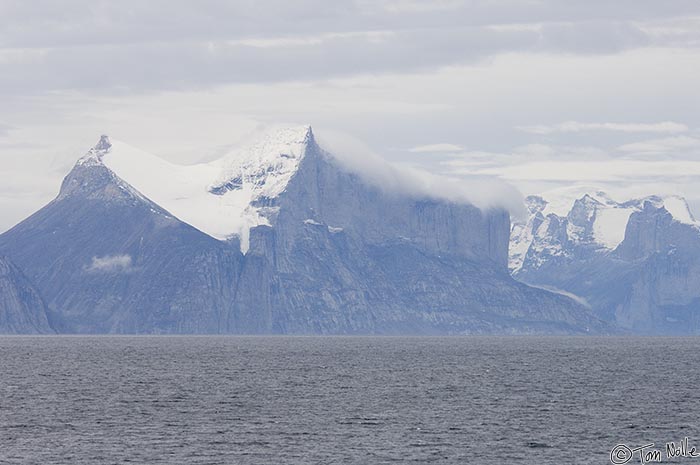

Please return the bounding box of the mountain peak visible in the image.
[211,124,313,194]
[577,193,603,207]
[77,134,113,166]
[65,126,316,254]
[95,134,112,152]
[262,124,313,151]
[525,195,547,214]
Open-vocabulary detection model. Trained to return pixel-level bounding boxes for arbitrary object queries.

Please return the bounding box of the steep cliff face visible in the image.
[0,128,605,334]
[275,142,510,266]
[0,256,53,333]
[512,189,700,334]
[230,135,602,334]
[613,203,700,333]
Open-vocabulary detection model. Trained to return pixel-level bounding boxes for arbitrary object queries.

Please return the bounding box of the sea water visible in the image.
[1,336,697,464]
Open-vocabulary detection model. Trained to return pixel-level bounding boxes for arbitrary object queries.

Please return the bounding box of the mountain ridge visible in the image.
[0,128,607,334]
[511,187,700,334]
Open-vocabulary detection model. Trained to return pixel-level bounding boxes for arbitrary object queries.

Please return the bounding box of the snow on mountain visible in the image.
[661,195,696,224]
[510,187,699,272]
[591,205,636,249]
[76,126,312,253]
[511,189,700,334]
[536,187,635,249]
[74,125,526,255]
[509,196,547,272]
[0,126,608,335]
[539,186,616,217]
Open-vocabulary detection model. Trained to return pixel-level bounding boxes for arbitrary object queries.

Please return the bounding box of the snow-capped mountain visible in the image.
[0,127,606,334]
[76,127,312,252]
[510,186,696,272]
[511,187,700,334]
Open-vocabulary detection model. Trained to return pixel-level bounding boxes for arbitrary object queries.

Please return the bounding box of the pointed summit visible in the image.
[77,134,113,166]
[303,124,314,142]
[95,134,112,152]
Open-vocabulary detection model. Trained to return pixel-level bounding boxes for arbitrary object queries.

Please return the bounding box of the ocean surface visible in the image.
[0,336,698,464]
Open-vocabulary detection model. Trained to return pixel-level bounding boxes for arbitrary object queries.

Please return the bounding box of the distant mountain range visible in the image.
[511,187,700,334]
[0,127,605,334]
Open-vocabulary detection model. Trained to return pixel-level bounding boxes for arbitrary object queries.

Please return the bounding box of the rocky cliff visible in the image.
[512,188,700,334]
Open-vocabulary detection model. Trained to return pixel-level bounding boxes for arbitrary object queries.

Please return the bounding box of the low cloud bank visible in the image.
[315,130,525,218]
[85,254,134,273]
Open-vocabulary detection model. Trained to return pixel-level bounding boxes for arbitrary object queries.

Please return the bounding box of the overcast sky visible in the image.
[1,0,700,230]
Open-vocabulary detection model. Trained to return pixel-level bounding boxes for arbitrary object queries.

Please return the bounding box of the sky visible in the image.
[1,0,700,231]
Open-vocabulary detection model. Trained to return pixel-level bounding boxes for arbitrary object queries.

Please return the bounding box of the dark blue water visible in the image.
[0,336,698,464]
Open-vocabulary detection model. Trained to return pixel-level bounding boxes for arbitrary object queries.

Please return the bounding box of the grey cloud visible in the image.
[0,1,359,48]
[536,20,651,54]
[1,1,699,95]
[0,18,688,95]
[2,1,699,49]
[0,27,533,93]
[617,135,700,155]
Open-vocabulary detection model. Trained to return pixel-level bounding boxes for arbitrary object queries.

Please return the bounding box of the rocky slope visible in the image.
[0,128,605,334]
[0,151,243,333]
[0,256,53,333]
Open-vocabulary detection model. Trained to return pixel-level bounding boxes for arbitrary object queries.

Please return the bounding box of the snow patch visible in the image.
[81,127,311,254]
[304,219,343,233]
[592,207,635,249]
[661,196,696,225]
[509,221,535,272]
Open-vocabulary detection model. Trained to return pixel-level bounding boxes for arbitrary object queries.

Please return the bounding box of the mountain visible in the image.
[511,186,700,334]
[0,135,243,333]
[0,256,53,333]
[0,127,605,334]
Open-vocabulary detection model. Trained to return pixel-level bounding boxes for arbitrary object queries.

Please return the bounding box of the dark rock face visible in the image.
[0,133,604,334]
[0,256,53,333]
[238,142,602,334]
